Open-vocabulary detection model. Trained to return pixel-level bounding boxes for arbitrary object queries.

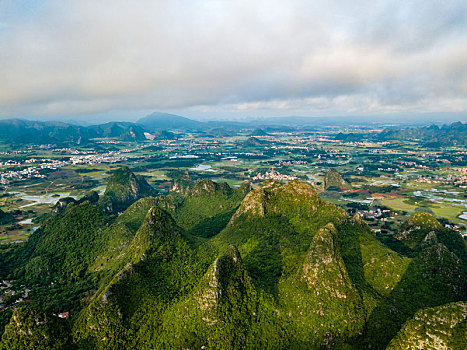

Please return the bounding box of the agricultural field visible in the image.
[1,127,466,245]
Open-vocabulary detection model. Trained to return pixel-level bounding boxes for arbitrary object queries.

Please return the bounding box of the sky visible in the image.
[0,0,466,121]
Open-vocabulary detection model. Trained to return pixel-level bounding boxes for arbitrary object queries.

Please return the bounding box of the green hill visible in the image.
[204,127,234,137]
[0,119,147,145]
[0,179,466,349]
[87,122,146,141]
[324,168,351,190]
[172,179,251,238]
[100,167,156,212]
[137,112,205,131]
[0,305,71,350]
[152,130,177,140]
[242,137,269,147]
[395,212,467,262]
[72,206,206,349]
[378,121,467,146]
[387,301,467,349]
[249,128,269,136]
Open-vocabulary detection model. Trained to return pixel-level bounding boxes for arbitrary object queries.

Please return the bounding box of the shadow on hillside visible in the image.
[189,210,237,238]
[376,233,414,257]
[243,242,283,299]
[360,248,466,349]
[337,225,381,297]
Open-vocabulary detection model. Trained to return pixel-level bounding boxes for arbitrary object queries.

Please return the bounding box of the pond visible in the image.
[189,164,218,172]
[16,192,77,208]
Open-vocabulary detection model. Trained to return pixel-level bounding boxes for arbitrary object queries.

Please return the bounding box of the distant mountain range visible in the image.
[137,112,205,131]
[0,119,146,145]
[0,113,466,145]
[378,121,467,146]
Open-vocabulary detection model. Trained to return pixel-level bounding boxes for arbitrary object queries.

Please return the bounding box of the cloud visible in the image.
[0,0,466,119]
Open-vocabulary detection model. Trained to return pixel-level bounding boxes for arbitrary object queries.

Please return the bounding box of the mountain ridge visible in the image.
[0,172,466,349]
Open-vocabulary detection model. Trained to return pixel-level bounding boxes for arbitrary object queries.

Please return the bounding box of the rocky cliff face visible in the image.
[196,246,254,326]
[300,223,365,343]
[387,301,467,350]
[230,180,325,225]
[395,212,443,249]
[170,178,193,196]
[418,243,465,297]
[302,223,359,300]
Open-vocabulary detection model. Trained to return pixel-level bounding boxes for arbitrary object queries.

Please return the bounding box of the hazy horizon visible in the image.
[1,1,467,121]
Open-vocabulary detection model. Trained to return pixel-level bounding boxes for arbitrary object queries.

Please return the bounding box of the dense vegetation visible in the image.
[387,301,467,349]
[100,166,157,213]
[0,167,466,349]
[0,209,14,225]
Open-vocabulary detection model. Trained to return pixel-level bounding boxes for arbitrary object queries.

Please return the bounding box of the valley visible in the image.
[0,119,466,349]
[1,122,466,245]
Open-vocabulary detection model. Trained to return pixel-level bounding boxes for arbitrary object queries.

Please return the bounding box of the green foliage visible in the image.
[117,197,159,232]
[0,311,12,337]
[324,168,351,190]
[102,166,156,212]
[387,302,467,350]
[0,209,14,225]
[0,119,146,145]
[379,121,467,146]
[172,179,250,237]
[1,179,466,349]
[72,206,210,349]
[23,202,106,282]
[394,212,467,262]
[0,305,71,350]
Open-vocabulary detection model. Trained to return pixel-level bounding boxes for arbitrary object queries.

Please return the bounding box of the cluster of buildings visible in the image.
[402,161,430,169]
[0,160,21,166]
[415,174,467,186]
[251,170,297,181]
[0,142,159,183]
[70,153,128,165]
[276,160,308,166]
[0,159,68,185]
[377,167,399,172]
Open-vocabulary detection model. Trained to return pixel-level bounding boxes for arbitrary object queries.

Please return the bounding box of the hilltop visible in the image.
[100,166,157,212]
[242,137,269,147]
[387,301,467,349]
[0,119,147,145]
[0,175,466,349]
[137,112,205,131]
[324,168,351,190]
[86,122,146,141]
[172,179,251,238]
[249,128,269,136]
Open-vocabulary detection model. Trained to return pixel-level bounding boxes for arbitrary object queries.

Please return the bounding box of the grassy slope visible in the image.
[172,179,250,238]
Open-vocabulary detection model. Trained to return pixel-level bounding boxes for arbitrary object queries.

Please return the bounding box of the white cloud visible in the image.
[0,0,466,119]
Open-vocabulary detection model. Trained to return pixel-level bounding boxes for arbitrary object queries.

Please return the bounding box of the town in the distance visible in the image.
[0,112,466,349]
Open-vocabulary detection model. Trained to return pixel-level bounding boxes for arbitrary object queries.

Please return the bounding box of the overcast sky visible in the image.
[0,0,466,121]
